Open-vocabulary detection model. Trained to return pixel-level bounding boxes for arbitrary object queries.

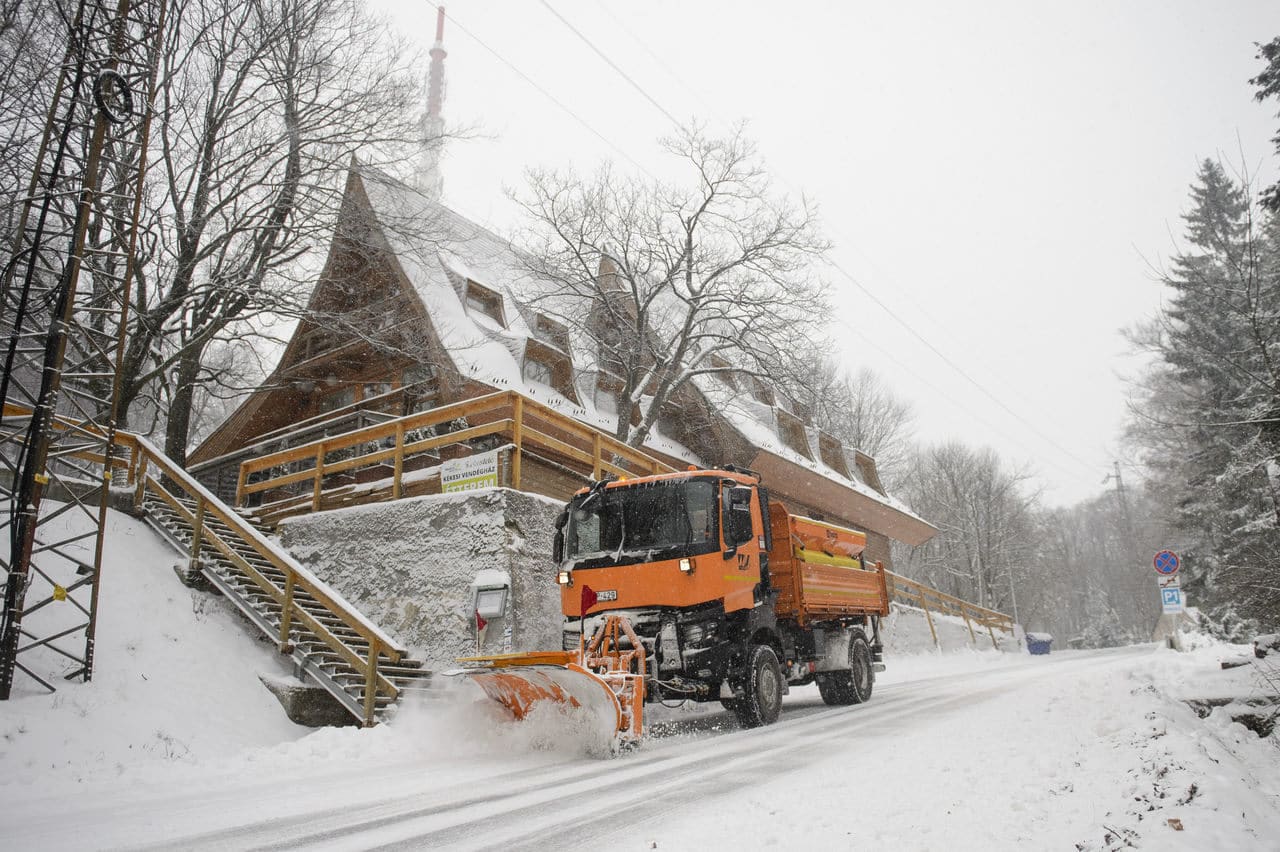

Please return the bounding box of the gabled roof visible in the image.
[358,167,700,466]
[195,163,935,546]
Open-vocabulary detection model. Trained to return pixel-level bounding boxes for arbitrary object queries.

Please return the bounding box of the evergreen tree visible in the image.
[1130,161,1280,627]
[1251,36,1280,212]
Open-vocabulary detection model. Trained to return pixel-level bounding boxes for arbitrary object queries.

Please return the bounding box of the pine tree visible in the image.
[1251,36,1280,212]
[1132,161,1280,627]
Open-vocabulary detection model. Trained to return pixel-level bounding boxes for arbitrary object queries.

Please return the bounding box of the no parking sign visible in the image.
[1153,550,1179,576]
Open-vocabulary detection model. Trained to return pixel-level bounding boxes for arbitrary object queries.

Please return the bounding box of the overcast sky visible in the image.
[371,0,1280,505]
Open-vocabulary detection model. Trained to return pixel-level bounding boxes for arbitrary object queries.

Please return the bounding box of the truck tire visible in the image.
[818,633,874,706]
[733,644,784,728]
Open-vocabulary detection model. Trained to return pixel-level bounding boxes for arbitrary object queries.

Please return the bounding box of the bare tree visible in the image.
[513,124,830,447]
[786,355,916,487]
[894,442,1038,612]
[0,0,64,242]
[103,0,424,464]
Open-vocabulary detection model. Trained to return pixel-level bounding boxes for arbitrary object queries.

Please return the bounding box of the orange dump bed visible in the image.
[767,503,889,624]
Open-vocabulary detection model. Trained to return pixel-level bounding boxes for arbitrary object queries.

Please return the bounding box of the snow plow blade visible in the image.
[453,615,646,749]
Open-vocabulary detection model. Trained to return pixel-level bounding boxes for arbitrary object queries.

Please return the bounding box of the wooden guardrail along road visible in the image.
[885,571,1014,649]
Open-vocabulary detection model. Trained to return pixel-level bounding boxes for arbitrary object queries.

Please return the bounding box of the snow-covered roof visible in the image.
[358,166,928,536]
[360,168,703,467]
[692,372,928,526]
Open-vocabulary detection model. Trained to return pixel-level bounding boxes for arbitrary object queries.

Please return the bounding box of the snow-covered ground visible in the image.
[3,510,1278,850]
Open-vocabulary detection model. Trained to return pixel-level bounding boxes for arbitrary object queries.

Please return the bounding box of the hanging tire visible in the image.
[733,644,784,728]
[818,632,874,706]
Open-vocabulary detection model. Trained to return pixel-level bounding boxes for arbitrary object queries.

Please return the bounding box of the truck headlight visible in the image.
[557,570,571,585]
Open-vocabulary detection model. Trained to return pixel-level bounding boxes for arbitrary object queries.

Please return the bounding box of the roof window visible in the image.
[775,409,813,460]
[465,280,505,326]
[523,356,554,386]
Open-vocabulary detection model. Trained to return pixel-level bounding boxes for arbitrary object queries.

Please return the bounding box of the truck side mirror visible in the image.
[552,508,569,562]
[721,485,754,550]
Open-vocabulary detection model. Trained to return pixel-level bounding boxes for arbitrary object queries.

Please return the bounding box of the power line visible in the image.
[833,316,1106,492]
[440,8,655,180]
[446,4,1107,492]
[532,4,1109,480]
[829,258,1101,471]
[538,0,685,129]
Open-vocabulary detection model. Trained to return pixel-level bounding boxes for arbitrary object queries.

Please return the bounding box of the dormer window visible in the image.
[521,338,581,403]
[534,314,571,352]
[707,354,738,388]
[593,372,623,416]
[748,375,775,406]
[523,356,553,386]
[775,409,813,460]
[817,431,852,477]
[594,385,618,415]
[465,280,505,326]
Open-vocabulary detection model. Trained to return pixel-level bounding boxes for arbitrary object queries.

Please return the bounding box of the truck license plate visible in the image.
[597,589,618,602]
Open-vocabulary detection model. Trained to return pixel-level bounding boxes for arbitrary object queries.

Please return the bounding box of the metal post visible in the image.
[279,571,295,652]
[363,647,379,726]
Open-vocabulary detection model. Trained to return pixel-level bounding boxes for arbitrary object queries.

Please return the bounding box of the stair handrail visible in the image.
[4,403,408,724]
[129,432,405,649]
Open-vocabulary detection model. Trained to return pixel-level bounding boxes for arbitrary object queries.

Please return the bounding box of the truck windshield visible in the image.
[565,479,719,569]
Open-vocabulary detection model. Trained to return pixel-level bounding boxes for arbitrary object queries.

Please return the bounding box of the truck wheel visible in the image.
[818,633,874,706]
[733,645,784,728]
[817,676,853,705]
[848,634,874,704]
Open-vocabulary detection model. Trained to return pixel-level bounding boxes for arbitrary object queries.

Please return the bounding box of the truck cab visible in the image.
[552,468,886,728]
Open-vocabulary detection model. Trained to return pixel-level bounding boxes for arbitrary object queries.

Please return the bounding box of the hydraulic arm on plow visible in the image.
[455,468,890,751]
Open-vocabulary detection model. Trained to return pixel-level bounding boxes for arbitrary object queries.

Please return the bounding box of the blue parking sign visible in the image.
[1161,587,1183,614]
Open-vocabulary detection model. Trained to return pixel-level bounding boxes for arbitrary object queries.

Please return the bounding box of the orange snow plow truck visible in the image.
[458,467,889,748]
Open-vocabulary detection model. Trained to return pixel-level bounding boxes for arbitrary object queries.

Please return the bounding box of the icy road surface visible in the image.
[12,642,1278,851]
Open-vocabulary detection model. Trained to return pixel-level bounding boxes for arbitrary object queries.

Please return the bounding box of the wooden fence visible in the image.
[885,571,1015,649]
[234,390,676,521]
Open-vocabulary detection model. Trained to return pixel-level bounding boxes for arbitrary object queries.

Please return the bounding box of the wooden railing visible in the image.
[126,433,407,724]
[886,571,1015,649]
[235,390,675,514]
[3,403,408,725]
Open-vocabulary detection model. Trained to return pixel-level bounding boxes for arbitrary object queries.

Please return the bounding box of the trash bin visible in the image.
[1026,632,1053,655]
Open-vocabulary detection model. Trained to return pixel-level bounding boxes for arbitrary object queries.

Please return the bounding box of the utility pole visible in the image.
[0,0,165,699]
[1102,460,1145,637]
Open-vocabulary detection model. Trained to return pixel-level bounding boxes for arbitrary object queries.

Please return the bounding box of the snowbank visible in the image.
[0,507,307,793]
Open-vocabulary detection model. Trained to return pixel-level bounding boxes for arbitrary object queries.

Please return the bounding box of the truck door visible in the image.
[722,483,765,612]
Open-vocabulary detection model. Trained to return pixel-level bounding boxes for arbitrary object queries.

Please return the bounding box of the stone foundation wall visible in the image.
[279,488,564,668]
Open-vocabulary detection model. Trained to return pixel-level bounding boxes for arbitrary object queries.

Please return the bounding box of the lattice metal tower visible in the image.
[0,0,165,698]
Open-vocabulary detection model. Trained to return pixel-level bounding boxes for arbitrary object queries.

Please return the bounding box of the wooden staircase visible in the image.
[117,432,434,725]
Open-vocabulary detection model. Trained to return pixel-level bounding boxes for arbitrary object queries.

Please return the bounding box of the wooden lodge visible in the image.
[188,165,936,566]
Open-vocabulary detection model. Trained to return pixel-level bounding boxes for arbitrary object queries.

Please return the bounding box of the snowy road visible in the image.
[12,644,1227,852]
